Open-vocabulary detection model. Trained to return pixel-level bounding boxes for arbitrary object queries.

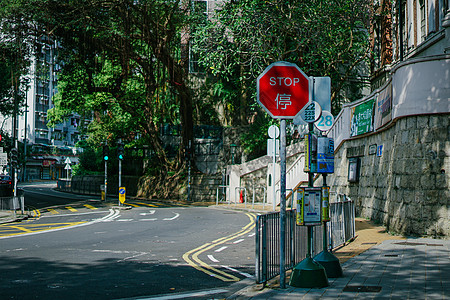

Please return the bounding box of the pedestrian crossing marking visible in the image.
[48,208,59,214]
[83,204,98,210]
[65,206,78,212]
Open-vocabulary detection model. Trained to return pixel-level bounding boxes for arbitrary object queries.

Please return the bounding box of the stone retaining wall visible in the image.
[328,114,449,237]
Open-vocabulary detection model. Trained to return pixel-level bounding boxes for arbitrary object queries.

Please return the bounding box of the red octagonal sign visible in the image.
[257,61,312,119]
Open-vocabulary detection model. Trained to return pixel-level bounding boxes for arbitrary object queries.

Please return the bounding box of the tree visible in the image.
[0,5,33,118]
[0,0,204,197]
[192,0,372,156]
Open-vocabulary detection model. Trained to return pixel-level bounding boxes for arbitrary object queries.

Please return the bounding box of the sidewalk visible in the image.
[228,215,450,299]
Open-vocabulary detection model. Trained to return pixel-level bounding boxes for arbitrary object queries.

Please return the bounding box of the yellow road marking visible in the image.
[65,206,78,212]
[182,213,256,282]
[47,208,59,214]
[0,222,86,238]
[32,209,41,218]
[83,204,97,210]
[136,202,158,207]
[7,225,34,233]
[123,202,140,207]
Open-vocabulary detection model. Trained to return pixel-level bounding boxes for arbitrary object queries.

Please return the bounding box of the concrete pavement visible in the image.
[229,237,449,299]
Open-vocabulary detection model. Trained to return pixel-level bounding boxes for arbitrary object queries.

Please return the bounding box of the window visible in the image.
[419,0,426,42]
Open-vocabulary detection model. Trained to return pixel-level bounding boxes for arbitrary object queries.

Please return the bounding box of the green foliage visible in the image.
[192,0,372,156]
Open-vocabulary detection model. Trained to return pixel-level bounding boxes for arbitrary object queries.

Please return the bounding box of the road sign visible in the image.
[64,157,71,164]
[257,61,312,119]
[119,187,126,204]
[300,101,322,123]
[267,139,280,157]
[64,163,72,170]
[315,110,334,131]
[268,125,280,139]
[0,153,7,165]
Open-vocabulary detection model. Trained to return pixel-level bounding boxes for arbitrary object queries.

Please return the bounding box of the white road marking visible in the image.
[248,232,256,237]
[233,238,245,244]
[221,265,254,278]
[130,288,229,300]
[215,246,228,252]
[207,255,219,263]
[0,209,120,240]
[117,219,134,222]
[140,210,155,216]
[140,218,157,221]
[163,212,180,221]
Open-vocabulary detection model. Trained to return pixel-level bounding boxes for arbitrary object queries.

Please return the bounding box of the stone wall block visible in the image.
[405,116,418,129]
[398,118,407,130]
[420,174,436,189]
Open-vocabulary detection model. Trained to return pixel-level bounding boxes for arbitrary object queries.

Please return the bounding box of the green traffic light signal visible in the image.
[103,145,109,161]
[118,154,123,160]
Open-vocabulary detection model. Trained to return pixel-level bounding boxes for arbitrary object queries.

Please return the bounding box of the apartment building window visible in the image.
[419,0,426,42]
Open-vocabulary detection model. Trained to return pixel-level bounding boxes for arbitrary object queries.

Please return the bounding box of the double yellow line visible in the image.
[182,212,256,282]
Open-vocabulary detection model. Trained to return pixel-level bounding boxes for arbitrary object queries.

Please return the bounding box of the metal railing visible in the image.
[255,197,355,284]
[216,185,230,205]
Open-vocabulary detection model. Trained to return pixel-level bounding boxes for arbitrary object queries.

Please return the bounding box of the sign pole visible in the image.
[272,137,276,211]
[279,119,287,289]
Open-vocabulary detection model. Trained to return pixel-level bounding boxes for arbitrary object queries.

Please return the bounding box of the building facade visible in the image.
[0,35,83,179]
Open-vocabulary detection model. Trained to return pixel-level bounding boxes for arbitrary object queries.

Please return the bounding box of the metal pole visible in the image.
[307,122,314,258]
[323,174,328,251]
[104,158,107,202]
[272,135,276,211]
[279,119,287,289]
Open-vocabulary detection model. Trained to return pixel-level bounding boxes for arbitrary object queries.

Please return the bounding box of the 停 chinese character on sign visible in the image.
[275,93,292,109]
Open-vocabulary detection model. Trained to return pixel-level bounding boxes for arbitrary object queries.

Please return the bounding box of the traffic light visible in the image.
[117,142,124,160]
[10,148,18,167]
[102,145,109,161]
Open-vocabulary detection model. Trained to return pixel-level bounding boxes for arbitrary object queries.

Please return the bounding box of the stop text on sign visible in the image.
[257,61,312,119]
[270,77,301,87]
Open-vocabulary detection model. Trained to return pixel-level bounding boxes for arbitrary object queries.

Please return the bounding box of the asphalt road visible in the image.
[0,182,256,299]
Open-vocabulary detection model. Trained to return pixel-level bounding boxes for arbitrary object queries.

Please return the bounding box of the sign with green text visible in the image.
[350,98,375,137]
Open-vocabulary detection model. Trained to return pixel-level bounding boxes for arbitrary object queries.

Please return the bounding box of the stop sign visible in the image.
[257,61,311,119]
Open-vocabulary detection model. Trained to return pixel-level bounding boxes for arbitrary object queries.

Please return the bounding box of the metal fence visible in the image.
[255,196,355,284]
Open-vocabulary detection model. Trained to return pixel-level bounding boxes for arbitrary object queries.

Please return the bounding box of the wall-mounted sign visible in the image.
[347,145,365,157]
[369,144,377,155]
[348,157,361,182]
[377,145,383,157]
[350,98,375,137]
[375,82,392,129]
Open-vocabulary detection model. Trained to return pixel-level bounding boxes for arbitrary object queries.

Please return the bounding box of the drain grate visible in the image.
[395,242,425,246]
[361,242,378,245]
[343,285,382,293]
[395,242,443,247]
[384,254,399,257]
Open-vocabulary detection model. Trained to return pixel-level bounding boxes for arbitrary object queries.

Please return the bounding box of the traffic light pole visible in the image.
[104,158,107,201]
[118,139,122,206]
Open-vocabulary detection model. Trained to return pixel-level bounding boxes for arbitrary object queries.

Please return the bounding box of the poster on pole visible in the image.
[296,187,322,226]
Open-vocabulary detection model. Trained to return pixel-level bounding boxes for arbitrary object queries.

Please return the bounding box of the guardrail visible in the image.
[255,196,355,285]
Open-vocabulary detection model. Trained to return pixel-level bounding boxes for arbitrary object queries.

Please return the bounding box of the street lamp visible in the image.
[230,144,237,165]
